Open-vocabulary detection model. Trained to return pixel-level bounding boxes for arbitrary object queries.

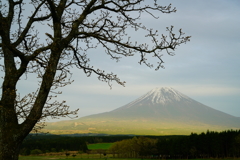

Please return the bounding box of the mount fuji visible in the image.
[44,87,240,135]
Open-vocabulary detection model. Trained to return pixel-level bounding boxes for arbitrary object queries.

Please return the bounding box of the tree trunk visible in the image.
[0,47,23,160]
[0,142,21,160]
[0,127,23,160]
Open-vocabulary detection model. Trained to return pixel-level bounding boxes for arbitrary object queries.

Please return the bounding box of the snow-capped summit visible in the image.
[108,87,240,128]
[119,87,192,110]
[141,87,191,104]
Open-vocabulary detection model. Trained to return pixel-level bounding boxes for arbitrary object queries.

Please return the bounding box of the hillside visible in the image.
[44,87,240,135]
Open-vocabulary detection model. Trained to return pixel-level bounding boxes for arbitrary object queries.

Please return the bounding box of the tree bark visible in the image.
[0,131,22,160]
[0,42,62,160]
[0,46,23,160]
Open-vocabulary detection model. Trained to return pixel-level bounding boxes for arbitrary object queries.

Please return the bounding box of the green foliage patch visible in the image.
[88,143,113,150]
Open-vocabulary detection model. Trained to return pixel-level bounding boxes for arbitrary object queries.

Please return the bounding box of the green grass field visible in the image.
[19,158,149,160]
[19,156,240,160]
[87,143,113,150]
[19,154,108,160]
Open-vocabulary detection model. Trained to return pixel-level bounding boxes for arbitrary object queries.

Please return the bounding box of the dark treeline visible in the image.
[20,130,240,158]
[20,134,88,155]
[109,130,240,159]
[80,135,134,143]
[82,134,179,143]
[157,130,240,159]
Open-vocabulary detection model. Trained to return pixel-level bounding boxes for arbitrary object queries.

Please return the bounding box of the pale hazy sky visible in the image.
[2,0,240,121]
[56,0,240,120]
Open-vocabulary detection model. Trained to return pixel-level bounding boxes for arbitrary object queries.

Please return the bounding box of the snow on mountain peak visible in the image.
[139,87,191,105]
[119,87,192,109]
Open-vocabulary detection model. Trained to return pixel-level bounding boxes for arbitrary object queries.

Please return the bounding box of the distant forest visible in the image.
[109,130,240,159]
[20,130,240,158]
[20,134,134,155]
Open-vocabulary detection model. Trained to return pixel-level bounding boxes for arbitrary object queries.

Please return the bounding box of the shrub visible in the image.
[30,149,42,155]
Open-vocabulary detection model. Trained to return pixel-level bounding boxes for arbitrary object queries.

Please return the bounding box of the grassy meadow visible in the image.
[19,156,240,160]
[19,152,110,160]
[19,156,109,160]
[88,143,113,150]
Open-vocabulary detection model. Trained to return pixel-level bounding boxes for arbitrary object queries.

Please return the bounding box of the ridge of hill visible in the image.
[44,87,240,135]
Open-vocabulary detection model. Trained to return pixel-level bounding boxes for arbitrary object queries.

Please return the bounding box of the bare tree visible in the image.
[0,0,190,159]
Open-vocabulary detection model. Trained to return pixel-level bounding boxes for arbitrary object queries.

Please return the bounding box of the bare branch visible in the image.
[0,1,191,157]
[13,0,50,47]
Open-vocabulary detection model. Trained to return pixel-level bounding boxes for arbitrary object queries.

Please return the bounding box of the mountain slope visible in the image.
[44,87,240,135]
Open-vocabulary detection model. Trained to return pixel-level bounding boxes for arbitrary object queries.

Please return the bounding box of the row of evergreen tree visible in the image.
[109,130,240,159]
[20,130,240,158]
[157,130,240,158]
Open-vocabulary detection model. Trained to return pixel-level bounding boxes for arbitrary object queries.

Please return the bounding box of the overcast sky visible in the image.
[51,0,240,120]
[2,0,240,121]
